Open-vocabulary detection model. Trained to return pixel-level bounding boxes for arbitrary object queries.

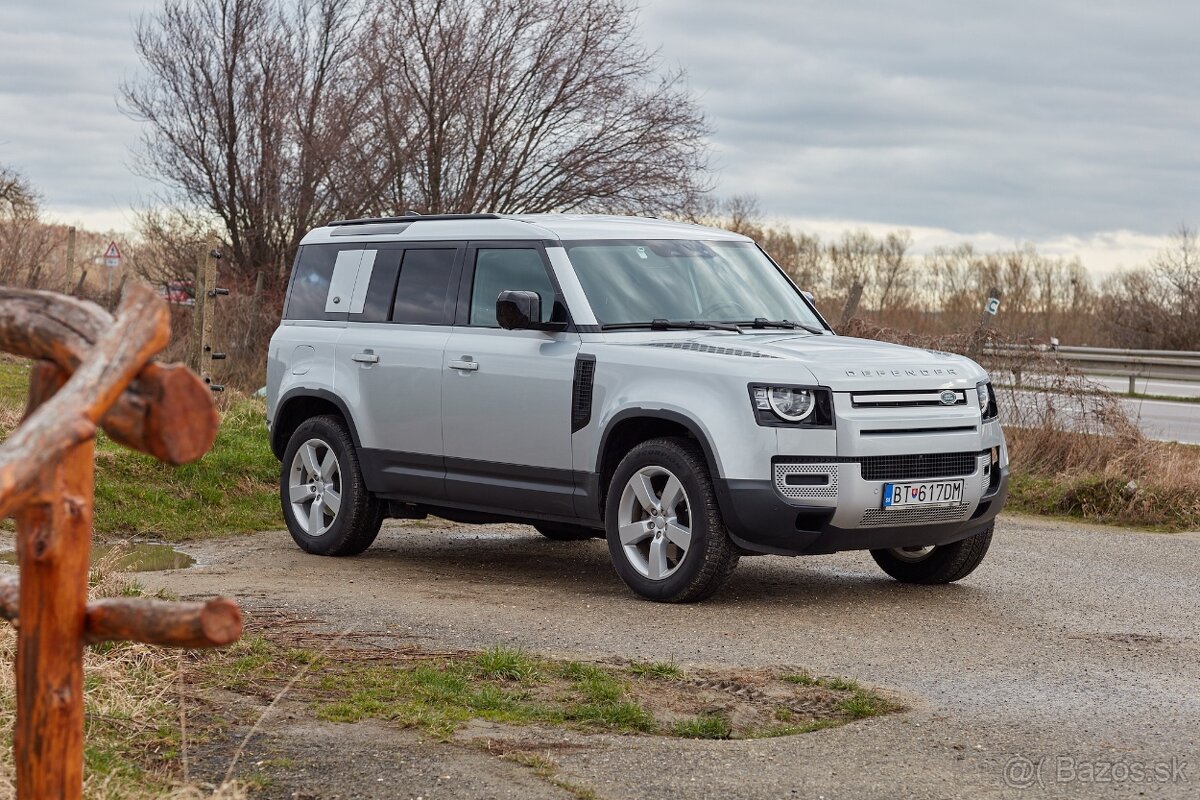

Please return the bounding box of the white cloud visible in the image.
[3,0,1196,278]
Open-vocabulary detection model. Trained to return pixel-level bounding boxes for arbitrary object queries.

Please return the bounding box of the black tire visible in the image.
[280,415,383,556]
[535,523,602,541]
[870,525,993,584]
[604,437,739,602]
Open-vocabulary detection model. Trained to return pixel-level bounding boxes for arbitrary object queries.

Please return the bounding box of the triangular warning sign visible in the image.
[103,241,121,260]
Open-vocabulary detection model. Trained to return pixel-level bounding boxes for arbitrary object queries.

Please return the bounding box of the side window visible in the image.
[392,249,458,324]
[469,248,555,327]
[285,244,376,321]
[285,245,340,320]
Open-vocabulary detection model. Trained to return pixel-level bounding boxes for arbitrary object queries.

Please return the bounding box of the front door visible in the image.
[441,243,582,516]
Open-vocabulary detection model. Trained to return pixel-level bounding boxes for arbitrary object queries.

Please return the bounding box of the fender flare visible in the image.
[271,387,363,457]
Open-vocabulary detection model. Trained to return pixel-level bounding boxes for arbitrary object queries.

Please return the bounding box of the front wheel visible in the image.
[605,437,739,602]
[280,415,383,556]
[870,525,993,584]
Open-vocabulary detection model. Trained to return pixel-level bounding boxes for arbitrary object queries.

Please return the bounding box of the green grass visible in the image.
[627,660,684,680]
[672,714,732,739]
[473,646,541,681]
[203,643,903,743]
[0,360,281,538]
[782,671,860,692]
[91,396,279,538]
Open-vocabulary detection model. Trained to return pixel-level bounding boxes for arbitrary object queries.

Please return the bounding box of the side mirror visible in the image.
[496,290,542,330]
[802,290,815,303]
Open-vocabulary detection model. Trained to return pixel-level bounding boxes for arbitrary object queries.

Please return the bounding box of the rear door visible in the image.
[334,243,464,499]
[441,242,582,516]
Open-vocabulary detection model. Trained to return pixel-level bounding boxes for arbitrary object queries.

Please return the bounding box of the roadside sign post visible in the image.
[102,241,122,297]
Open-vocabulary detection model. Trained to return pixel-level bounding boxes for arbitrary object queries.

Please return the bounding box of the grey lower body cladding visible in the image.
[715,470,1008,556]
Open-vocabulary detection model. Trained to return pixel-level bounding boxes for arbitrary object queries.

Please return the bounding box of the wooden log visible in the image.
[0,576,241,649]
[0,287,171,521]
[0,574,18,624]
[85,597,243,648]
[14,363,91,800]
[0,288,217,465]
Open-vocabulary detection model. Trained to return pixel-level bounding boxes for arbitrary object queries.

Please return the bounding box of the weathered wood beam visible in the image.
[14,363,92,799]
[0,574,18,624]
[0,288,217,465]
[85,596,243,648]
[0,287,170,521]
[0,576,241,649]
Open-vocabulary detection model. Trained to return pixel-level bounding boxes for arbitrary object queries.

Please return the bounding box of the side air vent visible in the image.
[571,355,597,433]
[643,342,778,358]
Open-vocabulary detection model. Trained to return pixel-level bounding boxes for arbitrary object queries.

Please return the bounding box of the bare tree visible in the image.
[121,0,379,291]
[871,231,913,314]
[367,0,711,215]
[0,166,56,288]
[1100,226,1200,349]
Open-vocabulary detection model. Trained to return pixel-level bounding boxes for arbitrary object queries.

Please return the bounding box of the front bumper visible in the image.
[714,466,1009,556]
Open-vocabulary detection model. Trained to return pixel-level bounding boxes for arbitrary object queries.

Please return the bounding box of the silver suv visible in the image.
[266,214,1008,602]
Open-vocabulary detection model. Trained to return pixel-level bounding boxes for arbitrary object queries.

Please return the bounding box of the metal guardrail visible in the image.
[984,344,1200,391]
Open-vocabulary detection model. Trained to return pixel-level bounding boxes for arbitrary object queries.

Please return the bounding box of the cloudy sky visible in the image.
[2,0,1196,272]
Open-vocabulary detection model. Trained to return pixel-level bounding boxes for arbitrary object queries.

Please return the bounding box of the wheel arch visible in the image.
[271,388,362,459]
[594,409,723,520]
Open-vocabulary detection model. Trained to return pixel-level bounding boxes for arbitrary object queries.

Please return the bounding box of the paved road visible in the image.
[144,515,1200,799]
[1118,396,1200,445]
[1000,390,1200,445]
[1087,375,1200,400]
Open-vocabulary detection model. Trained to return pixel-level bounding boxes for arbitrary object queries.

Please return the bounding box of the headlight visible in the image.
[768,387,814,421]
[978,380,998,420]
[749,384,833,427]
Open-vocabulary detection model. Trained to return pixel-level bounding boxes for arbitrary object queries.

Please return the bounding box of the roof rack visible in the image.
[327,213,503,227]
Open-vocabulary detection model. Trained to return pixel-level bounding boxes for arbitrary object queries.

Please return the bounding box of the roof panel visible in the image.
[298,213,749,246]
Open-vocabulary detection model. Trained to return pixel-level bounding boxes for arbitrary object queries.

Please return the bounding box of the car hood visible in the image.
[630,332,985,390]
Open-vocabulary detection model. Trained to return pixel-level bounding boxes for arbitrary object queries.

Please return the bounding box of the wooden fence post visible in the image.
[14,365,91,798]
[64,227,76,294]
[0,285,239,799]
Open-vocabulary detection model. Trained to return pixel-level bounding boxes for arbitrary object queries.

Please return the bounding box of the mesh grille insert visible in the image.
[859,452,978,481]
[860,504,971,527]
[773,463,838,499]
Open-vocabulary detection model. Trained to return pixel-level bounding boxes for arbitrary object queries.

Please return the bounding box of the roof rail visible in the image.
[327,213,503,227]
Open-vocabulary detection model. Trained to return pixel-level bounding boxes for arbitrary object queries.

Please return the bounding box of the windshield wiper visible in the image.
[736,318,827,335]
[600,319,743,333]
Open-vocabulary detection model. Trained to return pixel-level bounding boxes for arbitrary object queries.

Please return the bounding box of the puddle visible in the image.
[0,543,195,572]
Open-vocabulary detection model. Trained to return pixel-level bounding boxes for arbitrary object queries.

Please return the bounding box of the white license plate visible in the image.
[882,480,964,508]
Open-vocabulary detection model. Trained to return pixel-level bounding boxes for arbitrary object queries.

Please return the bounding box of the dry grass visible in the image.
[845,318,1200,531]
[0,550,247,799]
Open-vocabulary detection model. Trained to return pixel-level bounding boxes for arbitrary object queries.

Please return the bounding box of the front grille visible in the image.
[859,452,979,481]
[860,504,972,527]
[851,390,967,408]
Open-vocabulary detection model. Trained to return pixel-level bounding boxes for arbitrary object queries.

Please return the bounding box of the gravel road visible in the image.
[143,514,1199,799]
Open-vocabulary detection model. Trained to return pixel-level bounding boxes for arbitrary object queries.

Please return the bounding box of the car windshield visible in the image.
[563,240,824,329]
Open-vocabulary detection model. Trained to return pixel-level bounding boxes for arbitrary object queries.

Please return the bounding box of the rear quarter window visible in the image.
[285,244,366,321]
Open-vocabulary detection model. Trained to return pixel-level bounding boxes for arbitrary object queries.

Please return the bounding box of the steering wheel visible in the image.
[698,301,750,320]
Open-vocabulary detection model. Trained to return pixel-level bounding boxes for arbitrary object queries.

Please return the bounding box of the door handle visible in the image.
[352,352,380,364]
[448,359,479,372]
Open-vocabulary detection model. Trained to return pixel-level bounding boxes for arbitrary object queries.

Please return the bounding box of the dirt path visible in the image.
[141,514,1200,799]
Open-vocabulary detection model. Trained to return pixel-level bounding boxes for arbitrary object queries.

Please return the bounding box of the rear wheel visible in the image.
[281,415,383,556]
[870,525,993,584]
[605,438,739,602]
